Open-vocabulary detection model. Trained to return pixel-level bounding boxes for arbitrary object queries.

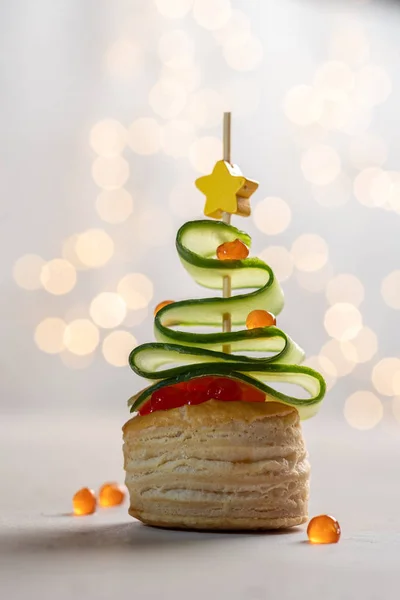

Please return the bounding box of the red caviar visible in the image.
[72,488,96,516]
[307,515,341,544]
[154,300,174,315]
[138,376,266,415]
[246,309,276,329]
[217,239,249,261]
[98,483,126,508]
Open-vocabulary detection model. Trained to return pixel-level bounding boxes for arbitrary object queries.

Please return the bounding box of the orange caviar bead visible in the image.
[246,309,276,329]
[154,300,174,315]
[98,482,126,508]
[72,488,96,516]
[307,515,341,544]
[217,239,249,261]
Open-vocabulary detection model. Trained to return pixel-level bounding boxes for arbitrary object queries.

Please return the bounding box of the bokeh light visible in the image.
[292,123,328,149]
[392,397,400,424]
[155,0,193,19]
[106,40,141,79]
[192,0,231,31]
[259,246,293,282]
[64,319,100,356]
[169,179,203,219]
[381,271,400,310]
[393,372,400,396]
[326,274,364,307]
[337,100,372,136]
[348,134,387,169]
[301,144,341,185]
[75,229,114,268]
[353,167,386,207]
[162,64,202,93]
[95,189,133,224]
[128,118,161,155]
[355,65,392,106]
[220,78,260,116]
[311,173,351,208]
[314,61,354,98]
[13,254,45,290]
[158,29,194,69]
[317,95,349,131]
[149,78,187,119]
[370,170,394,208]
[341,326,378,364]
[304,355,337,391]
[253,197,291,235]
[102,330,137,367]
[40,259,77,295]
[89,293,127,329]
[213,9,251,46]
[329,25,369,67]
[186,88,225,128]
[295,262,333,293]
[283,85,323,127]
[161,119,195,157]
[324,303,363,341]
[291,234,329,272]
[387,174,400,213]
[34,318,66,354]
[223,33,263,72]
[89,120,127,157]
[372,358,400,396]
[62,235,89,271]
[117,273,154,310]
[189,136,222,173]
[320,339,356,377]
[92,156,129,190]
[344,391,383,430]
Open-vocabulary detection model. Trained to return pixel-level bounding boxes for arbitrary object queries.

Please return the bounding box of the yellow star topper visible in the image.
[195,160,258,220]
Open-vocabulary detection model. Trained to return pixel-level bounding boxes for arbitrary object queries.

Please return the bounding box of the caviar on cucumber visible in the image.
[128,220,326,419]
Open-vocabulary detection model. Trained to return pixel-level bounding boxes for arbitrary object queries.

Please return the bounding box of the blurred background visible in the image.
[2,0,400,433]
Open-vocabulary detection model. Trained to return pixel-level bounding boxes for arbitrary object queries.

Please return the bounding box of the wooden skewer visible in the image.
[222,112,232,354]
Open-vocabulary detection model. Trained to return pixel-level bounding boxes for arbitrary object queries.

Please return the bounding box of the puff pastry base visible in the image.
[123,400,309,530]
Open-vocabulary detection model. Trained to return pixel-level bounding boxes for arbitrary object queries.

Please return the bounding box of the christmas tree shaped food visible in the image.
[123,114,326,530]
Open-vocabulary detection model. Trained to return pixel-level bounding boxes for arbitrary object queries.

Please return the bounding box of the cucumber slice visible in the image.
[128,219,326,419]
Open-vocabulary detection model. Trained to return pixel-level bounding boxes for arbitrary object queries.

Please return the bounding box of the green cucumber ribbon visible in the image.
[129,220,326,418]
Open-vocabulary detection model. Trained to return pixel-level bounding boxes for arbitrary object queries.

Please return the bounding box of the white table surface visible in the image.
[1,414,399,599]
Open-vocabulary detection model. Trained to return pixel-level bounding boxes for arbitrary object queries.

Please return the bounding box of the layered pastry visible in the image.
[124,401,309,530]
[123,214,326,530]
